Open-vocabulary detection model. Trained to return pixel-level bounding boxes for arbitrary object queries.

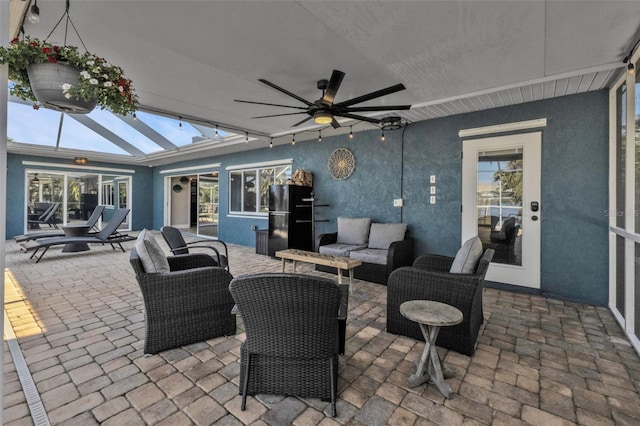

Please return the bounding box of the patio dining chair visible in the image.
[160,226,229,271]
[229,273,342,417]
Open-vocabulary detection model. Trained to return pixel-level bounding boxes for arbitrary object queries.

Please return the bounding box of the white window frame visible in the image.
[227,159,293,216]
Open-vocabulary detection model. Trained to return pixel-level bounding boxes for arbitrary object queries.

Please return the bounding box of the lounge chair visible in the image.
[27,202,62,229]
[19,208,134,262]
[160,226,229,271]
[15,205,106,243]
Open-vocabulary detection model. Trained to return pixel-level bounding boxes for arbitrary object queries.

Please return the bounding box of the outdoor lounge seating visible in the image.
[27,202,62,229]
[14,205,106,243]
[316,217,414,284]
[130,230,236,354]
[18,208,134,262]
[386,237,495,356]
[161,225,230,271]
[229,273,342,417]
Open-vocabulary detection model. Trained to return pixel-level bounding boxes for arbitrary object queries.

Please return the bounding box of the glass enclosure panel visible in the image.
[198,174,219,237]
[67,173,87,225]
[476,149,523,266]
[636,243,640,340]
[617,83,627,229]
[243,171,257,212]
[259,168,275,212]
[617,235,626,316]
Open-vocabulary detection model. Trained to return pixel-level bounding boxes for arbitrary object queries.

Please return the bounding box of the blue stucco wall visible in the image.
[154,91,608,306]
[5,154,154,237]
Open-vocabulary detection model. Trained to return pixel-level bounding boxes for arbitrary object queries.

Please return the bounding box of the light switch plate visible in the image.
[393,198,404,207]
[430,175,436,184]
[430,186,436,194]
[430,196,436,204]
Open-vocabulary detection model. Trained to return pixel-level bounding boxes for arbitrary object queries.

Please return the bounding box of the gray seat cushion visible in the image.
[337,217,371,245]
[319,243,367,257]
[450,236,483,274]
[349,248,388,265]
[368,223,408,249]
[135,229,170,273]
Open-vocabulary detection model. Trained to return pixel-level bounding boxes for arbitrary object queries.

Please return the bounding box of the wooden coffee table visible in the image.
[275,249,362,292]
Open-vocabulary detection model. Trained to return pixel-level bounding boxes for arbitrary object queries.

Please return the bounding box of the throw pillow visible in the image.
[135,229,170,273]
[336,217,372,245]
[368,223,408,249]
[450,236,483,274]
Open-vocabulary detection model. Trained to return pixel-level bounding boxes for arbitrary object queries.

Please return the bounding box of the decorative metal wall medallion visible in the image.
[328,148,355,180]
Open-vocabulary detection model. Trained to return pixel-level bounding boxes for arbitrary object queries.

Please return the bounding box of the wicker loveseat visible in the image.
[316,217,414,285]
[386,242,494,356]
[130,230,236,354]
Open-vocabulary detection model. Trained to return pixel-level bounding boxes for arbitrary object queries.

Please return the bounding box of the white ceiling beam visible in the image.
[67,114,146,157]
[117,114,178,151]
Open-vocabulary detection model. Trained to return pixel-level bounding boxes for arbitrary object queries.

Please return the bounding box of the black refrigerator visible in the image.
[268,184,313,256]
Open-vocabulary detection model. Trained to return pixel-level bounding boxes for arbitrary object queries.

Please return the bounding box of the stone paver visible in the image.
[4,238,640,425]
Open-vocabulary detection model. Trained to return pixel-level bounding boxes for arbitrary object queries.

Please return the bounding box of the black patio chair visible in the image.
[130,246,236,354]
[160,226,229,271]
[229,273,342,417]
[27,202,62,229]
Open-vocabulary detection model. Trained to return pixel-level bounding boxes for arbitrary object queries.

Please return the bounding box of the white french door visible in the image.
[462,132,542,288]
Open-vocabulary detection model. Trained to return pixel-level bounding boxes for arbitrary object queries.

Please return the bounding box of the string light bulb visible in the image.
[349,125,353,139]
[245,132,249,143]
[215,126,219,138]
[292,134,296,145]
[269,138,273,149]
[381,130,385,142]
[318,130,322,143]
[629,63,635,75]
[132,113,137,121]
[178,117,182,130]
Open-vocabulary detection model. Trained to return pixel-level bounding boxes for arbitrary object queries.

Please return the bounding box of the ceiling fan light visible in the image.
[314,111,333,125]
[380,116,402,131]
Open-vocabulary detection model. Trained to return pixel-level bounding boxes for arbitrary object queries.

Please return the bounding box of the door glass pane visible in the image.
[260,168,274,212]
[477,149,522,266]
[26,172,64,232]
[67,173,86,225]
[198,174,219,238]
[617,83,626,229]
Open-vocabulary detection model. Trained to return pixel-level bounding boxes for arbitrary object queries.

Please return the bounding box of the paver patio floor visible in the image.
[3,232,640,425]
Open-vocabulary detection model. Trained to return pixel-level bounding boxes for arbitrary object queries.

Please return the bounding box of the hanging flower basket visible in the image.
[0,36,138,115]
[26,62,97,113]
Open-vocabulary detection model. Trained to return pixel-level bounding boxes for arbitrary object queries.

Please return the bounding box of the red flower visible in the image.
[42,47,51,54]
[30,41,39,48]
[46,56,58,63]
[10,37,19,44]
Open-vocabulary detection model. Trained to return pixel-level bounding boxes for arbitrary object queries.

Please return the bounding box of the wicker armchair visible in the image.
[229,273,343,417]
[130,248,236,354]
[386,249,494,356]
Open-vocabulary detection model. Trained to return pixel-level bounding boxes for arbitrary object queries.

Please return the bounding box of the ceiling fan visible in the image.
[235,70,411,129]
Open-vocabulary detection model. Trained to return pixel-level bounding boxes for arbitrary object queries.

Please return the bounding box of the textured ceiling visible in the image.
[6,0,640,165]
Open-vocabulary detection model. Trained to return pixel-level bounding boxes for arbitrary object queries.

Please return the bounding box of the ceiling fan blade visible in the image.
[333,83,406,109]
[336,113,381,124]
[322,70,345,104]
[258,79,314,106]
[342,105,411,112]
[330,117,341,129]
[252,112,308,119]
[234,99,307,110]
[292,116,313,127]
